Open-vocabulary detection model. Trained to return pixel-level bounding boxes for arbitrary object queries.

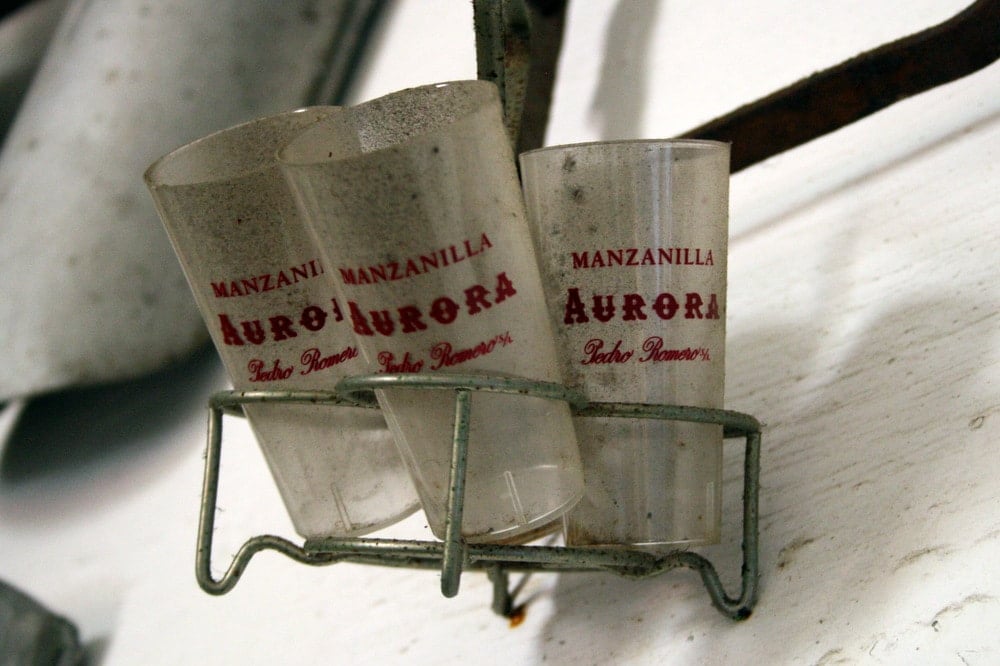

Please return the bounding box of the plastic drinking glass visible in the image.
[144,108,419,538]
[520,140,730,549]
[278,81,583,544]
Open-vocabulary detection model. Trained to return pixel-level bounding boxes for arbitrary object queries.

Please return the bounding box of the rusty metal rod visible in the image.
[474,0,569,154]
[681,0,1000,172]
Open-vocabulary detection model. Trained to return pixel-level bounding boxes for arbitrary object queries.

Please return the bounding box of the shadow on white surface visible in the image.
[0,343,224,525]
[589,0,660,141]
[528,287,999,663]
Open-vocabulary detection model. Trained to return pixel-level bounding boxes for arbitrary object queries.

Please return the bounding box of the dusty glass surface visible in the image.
[279,81,583,544]
[145,109,419,538]
[521,140,729,549]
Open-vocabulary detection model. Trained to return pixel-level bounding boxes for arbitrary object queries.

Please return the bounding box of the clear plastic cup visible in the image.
[278,81,583,544]
[520,140,730,550]
[144,108,419,539]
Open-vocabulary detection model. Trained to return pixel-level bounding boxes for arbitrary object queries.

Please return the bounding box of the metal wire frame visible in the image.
[476,0,1000,171]
[196,373,761,620]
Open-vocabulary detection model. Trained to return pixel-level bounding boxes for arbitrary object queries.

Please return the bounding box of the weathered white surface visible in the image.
[0,1,997,664]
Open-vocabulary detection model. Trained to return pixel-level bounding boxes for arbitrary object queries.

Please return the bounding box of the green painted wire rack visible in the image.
[196,373,761,619]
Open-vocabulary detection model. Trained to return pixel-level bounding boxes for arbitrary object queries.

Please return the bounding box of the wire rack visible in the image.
[196,373,761,619]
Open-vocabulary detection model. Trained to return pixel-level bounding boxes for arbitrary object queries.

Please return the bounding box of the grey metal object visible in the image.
[473,0,570,155]
[0,579,83,666]
[474,0,530,149]
[195,374,761,620]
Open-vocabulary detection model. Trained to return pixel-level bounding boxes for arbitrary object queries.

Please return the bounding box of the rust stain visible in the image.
[508,603,527,628]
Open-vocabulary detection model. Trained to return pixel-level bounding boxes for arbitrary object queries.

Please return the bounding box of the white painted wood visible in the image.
[0,2,997,664]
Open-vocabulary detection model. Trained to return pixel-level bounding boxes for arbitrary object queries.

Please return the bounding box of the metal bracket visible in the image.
[473,0,569,155]
[681,0,1000,172]
[474,0,999,172]
[195,374,761,620]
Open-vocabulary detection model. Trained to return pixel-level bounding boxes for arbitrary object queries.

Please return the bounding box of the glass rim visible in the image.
[519,138,729,159]
[276,79,499,167]
[143,106,338,188]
